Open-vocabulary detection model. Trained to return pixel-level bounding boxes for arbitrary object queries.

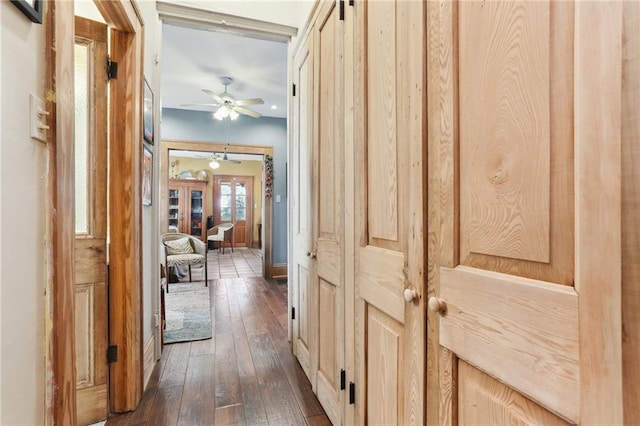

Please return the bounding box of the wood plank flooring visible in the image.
[107,253,328,425]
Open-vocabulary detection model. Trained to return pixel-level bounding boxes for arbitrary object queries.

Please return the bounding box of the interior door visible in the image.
[291,33,315,383]
[213,175,253,247]
[312,1,344,424]
[426,2,623,424]
[353,1,426,424]
[74,16,109,426]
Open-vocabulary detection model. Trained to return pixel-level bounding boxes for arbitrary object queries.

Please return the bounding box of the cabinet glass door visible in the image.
[168,188,180,232]
[190,189,204,238]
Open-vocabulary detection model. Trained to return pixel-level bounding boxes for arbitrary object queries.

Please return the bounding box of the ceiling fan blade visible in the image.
[223,159,242,164]
[234,105,261,118]
[235,98,264,106]
[202,89,225,104]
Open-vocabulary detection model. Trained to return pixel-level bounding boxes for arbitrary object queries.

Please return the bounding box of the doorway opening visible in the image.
[160,141,276,278]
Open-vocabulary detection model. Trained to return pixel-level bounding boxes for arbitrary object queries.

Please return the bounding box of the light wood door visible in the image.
[291,33,315,383]
[353,1,426,424]
[74,16,109,426]
[312,1,344,424]
[427,2,623,424]
[213,175,253,247]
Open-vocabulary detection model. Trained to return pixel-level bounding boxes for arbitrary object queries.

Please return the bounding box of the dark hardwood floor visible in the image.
[107,272,329,425]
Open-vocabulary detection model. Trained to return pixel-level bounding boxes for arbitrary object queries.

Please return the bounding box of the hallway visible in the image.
[107,272,328,425]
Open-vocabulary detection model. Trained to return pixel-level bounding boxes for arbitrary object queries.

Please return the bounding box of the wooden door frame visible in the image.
[45,0,145,423]
[212,174,255,248]
[161,140,275,277]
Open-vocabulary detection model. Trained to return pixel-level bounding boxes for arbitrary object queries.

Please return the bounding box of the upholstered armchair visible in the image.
[207,223,235,254]
[161,233,208,292]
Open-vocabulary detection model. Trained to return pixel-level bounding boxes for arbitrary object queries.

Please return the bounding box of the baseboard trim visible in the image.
[143,333,156,389]
[271,263,288,279]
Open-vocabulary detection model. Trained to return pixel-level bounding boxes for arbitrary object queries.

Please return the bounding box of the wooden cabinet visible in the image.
[168,179,207,241]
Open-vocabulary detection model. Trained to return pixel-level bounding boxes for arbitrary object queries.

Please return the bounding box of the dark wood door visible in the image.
[213,175,253,248]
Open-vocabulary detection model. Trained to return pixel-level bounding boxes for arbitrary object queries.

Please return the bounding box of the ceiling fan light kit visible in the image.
[193,76,264,120]
[209,159,221,170]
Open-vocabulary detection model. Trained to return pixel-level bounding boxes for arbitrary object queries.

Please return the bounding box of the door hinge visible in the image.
[291,307,296,320]
[107,58,118,80]
[349,0,354,6]
[340,369,346,390]
[339,0,345,20]
[107,345,118,363]
[292,83,296,97]
[349,382,355,404]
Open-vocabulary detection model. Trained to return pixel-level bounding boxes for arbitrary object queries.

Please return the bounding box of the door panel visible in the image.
[74,16,108,426]
[354,0,426,424]
[458,0,574,285]
[427,1,623,424]
[458,361,570,426]
[367,306,404,425]
[291,34,315,383]
[313,2,344,425]
[440,266,579,417]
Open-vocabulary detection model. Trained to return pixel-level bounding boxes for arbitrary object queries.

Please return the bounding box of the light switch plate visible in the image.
[276,195,281,202]
[30,93,48,142]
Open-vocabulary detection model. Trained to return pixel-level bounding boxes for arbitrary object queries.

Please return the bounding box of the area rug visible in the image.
[164,282,212,344]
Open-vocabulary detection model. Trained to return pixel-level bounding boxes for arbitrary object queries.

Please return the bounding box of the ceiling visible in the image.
[169,150,263,162]
[161,23,290,119]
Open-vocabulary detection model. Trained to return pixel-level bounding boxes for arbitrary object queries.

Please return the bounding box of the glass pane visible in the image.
[168,188,180,230]
[221,195,232,208]
[74,43,89,234]
[221,207,232,221]
[221,183,231,195]
[191,190,203,213]
[236,195,246,210]
[236,208,246,221]
[236,182,246,196]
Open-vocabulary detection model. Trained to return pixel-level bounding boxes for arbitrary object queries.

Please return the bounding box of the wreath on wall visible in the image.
[264,154,274,198]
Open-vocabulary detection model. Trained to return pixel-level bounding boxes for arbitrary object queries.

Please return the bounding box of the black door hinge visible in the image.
[349,382,355,404]
[339,0,345,20]
[349,0,354,6]
[292,307,296,320]
[292,83,296,97]
[107,58,118,80]
[107,345,118,363]
[340,369,346,390]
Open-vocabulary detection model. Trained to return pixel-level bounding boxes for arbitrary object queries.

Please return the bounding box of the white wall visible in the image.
[0,2,47,424]
[137,0,163,362]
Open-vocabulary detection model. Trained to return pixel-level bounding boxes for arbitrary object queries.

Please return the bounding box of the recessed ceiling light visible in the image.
[270,105,278,110]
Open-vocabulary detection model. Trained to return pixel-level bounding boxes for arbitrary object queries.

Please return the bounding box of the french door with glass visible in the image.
[213,175,253,247]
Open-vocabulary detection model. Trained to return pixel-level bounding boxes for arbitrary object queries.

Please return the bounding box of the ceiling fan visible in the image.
[208,151,241,170]
[183,76,264,119]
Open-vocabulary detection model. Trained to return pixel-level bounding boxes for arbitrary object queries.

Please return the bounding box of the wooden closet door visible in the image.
[353,1,426,424]
[291,33,315,383]
[427,2,623,424]
[312,1,345,424]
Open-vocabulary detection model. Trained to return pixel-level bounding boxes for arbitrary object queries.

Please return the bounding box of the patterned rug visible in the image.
[164,282,212,344]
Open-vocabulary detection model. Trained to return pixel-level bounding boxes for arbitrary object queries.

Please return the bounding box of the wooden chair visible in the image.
[161,233,208,292]
[207,223,235,254]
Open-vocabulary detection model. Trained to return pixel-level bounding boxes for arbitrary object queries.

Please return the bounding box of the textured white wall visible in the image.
[0,2,47,424]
